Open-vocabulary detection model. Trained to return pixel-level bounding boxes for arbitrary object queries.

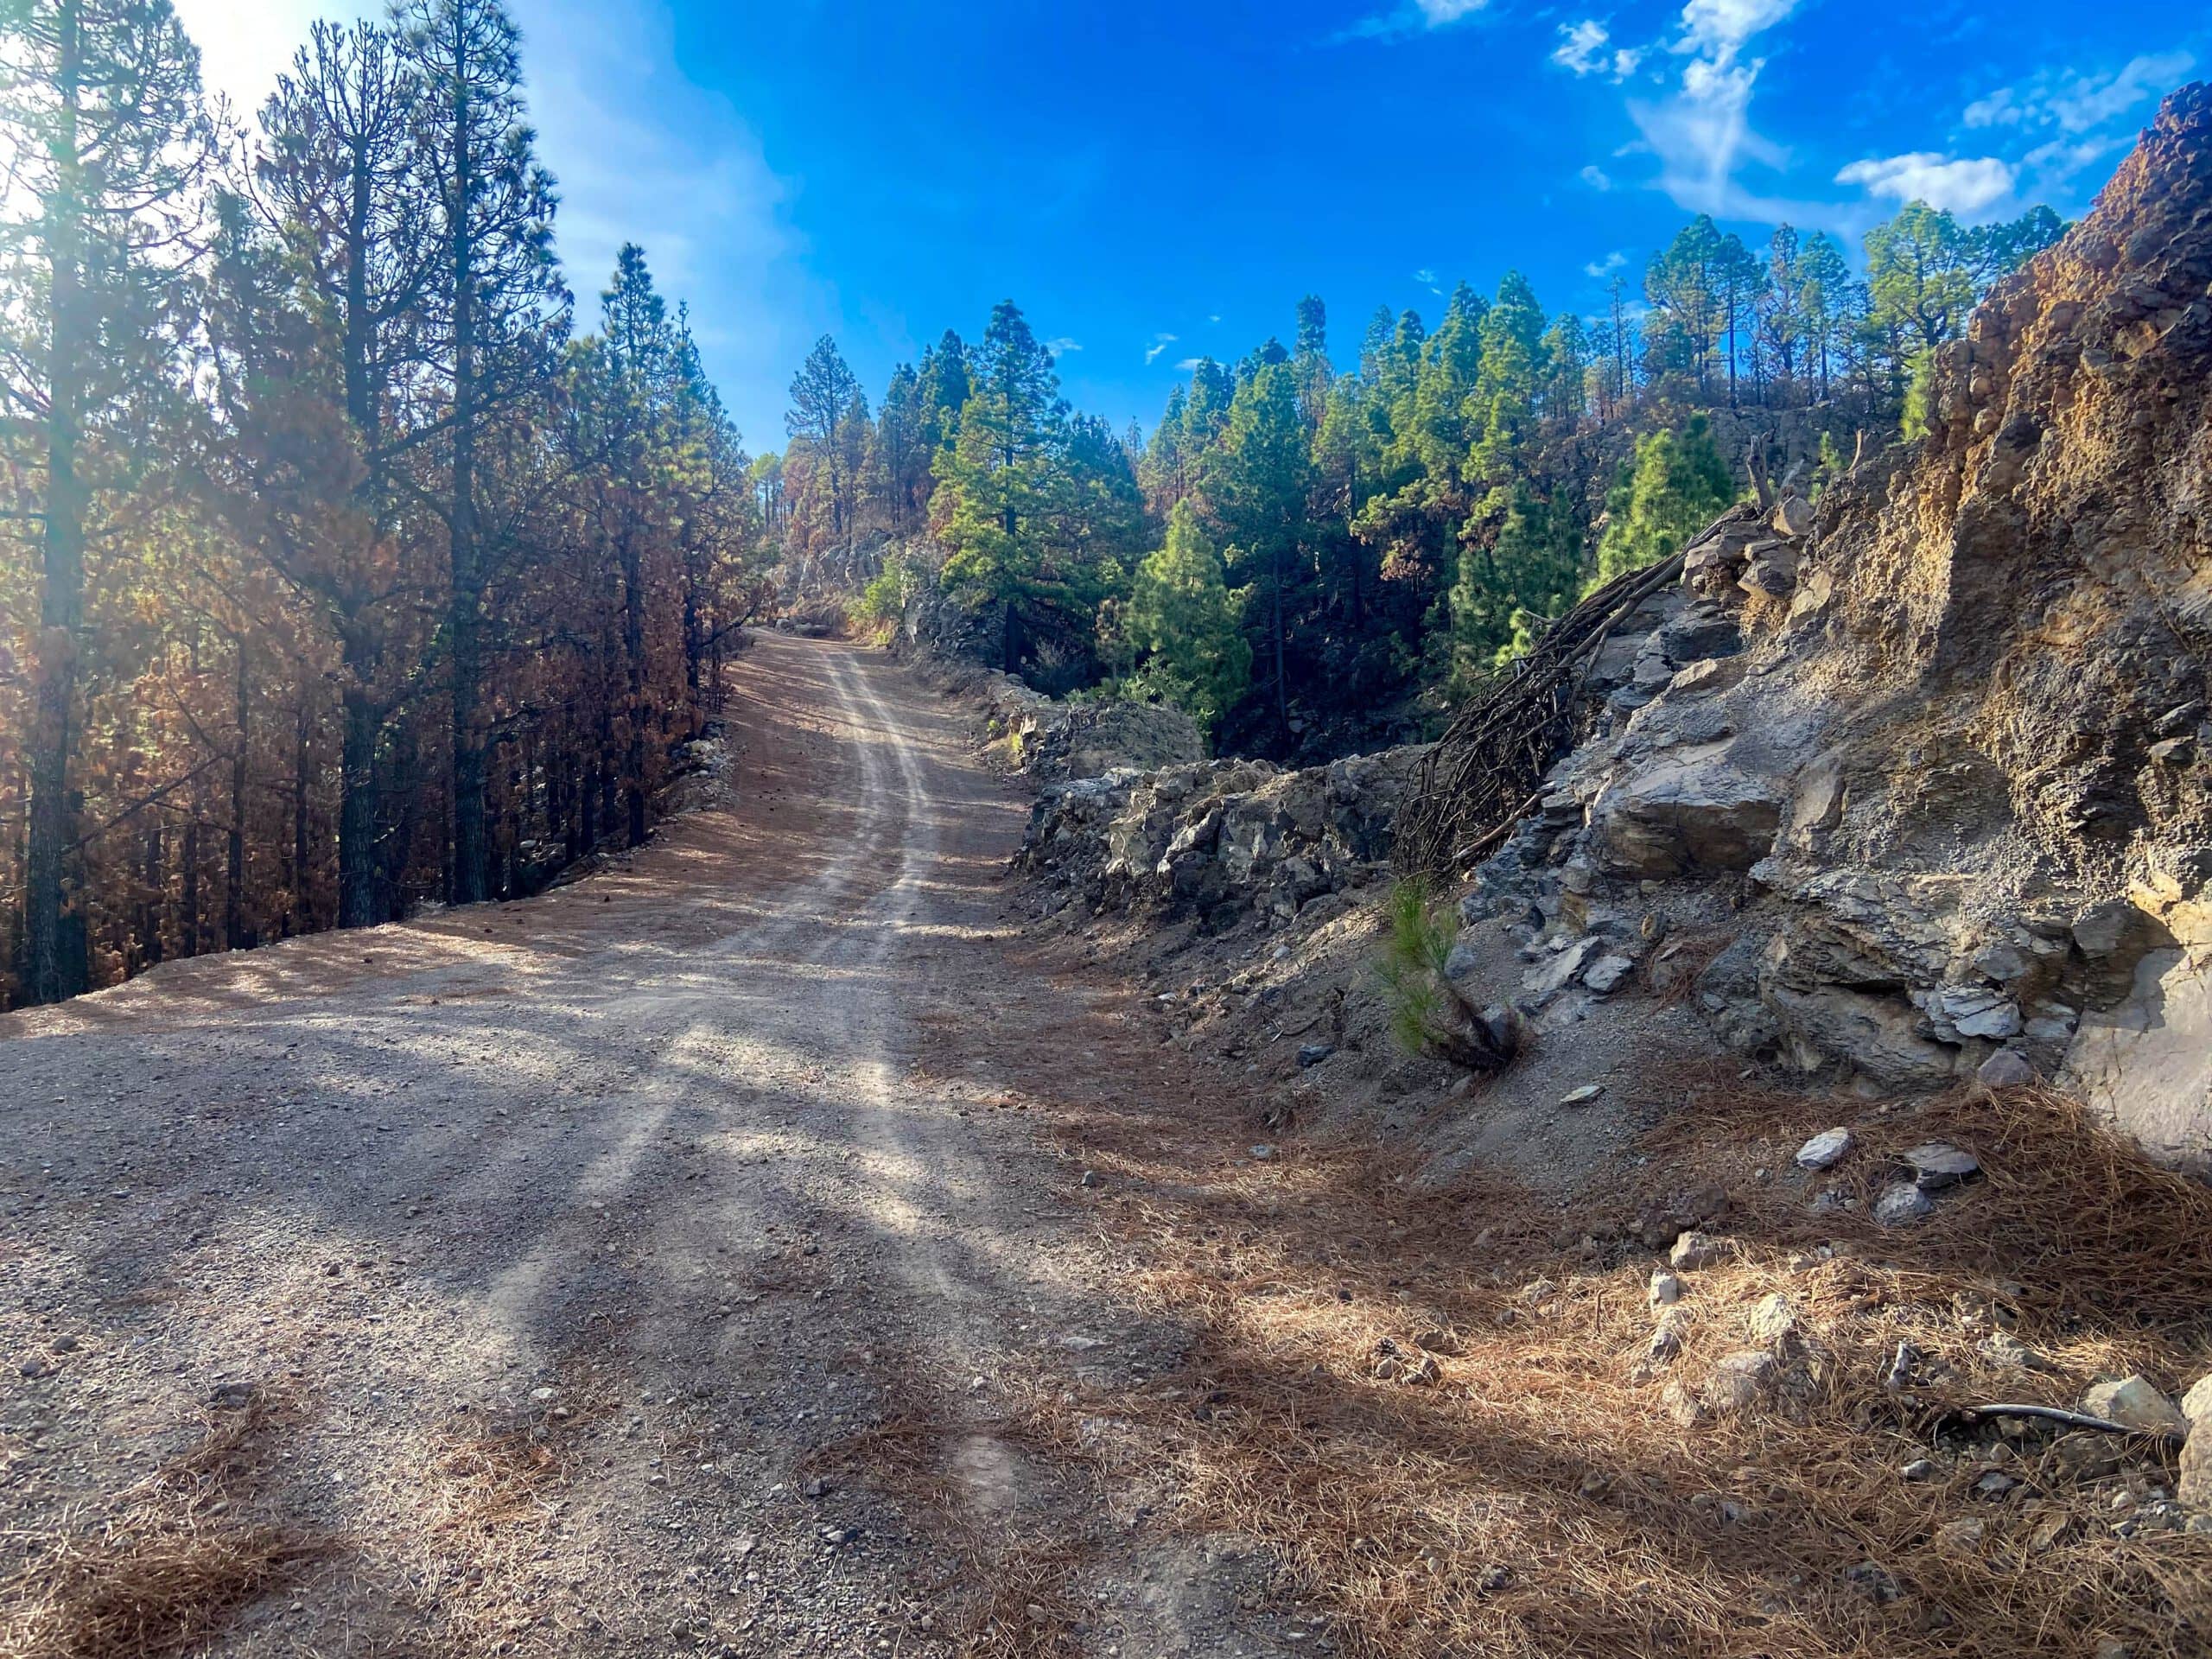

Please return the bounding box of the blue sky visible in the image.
[183,0,2202,456]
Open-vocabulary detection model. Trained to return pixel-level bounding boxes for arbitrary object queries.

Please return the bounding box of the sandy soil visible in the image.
[0,635,1297,1659]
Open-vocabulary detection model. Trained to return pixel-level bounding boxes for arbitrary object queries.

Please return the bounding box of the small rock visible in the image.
[1794,1127,1853,1171]
[1872,1182,1934,1226]
[531,1386,556,1403]
[1248,1144,1276,1161]
[1934,1518,1986,1554]
[1296,1043,1335,1069]
[1669,1230,1726,1270]
[1079,1169,1100,1188]
[2082,1375,2188,1437]
[1748,1293,1802,1348]
[1475,1564,1512,1593]
[1900,1459,1937,1482]
[17,1357,53,1380]
[2050,1432,2123,1479]
[1904,1141,1980,1190]
[1580,955,1636,995]
[1845,1560,1899,1603]
[1771,494,1813,538]
[804,1476,831,1498]
[1981,1331,2055,1375]
[1704,1351,1776,1414]
[2028,1512,2075,1553]
[1647,1271,1682,1307]
[1660,1377,1705,1426]
[208,1381,257,1408]
[1559,1084,1605,1106]
[1976,1049,2037,1088]
[1974,1471,2018,1500]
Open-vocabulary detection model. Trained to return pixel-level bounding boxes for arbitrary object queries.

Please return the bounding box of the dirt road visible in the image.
[0,635,1301,1658]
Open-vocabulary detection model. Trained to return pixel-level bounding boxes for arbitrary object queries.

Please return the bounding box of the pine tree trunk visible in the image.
[621,527,648,849]
[22,0,89,1005]
[181,818,202,958]
[291,696,312,935]
[139,822,163,969]
[338,685,379,926]
[445,16,488,906]
[226,644,250,950]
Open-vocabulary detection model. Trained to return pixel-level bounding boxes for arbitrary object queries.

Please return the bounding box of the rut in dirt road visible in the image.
[0,634,1289,1659]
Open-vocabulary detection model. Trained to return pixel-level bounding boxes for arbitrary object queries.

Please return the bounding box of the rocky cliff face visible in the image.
[1463,85,2212,1164]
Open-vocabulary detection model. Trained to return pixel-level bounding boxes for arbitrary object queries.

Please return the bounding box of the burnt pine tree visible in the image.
[399,0,566,906]
[0,0,210,1002]
[251,18,438,925]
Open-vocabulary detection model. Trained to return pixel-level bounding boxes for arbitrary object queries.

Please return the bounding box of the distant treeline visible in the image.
[767,200,2060,750]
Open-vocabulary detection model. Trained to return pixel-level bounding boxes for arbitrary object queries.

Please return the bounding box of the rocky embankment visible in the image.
[1020,85,2212,1173]
[1019,747,1426,927]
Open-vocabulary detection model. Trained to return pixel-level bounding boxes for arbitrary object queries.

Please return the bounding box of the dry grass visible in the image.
[1036,1067,2212,1659]
[0,1397,324,1659]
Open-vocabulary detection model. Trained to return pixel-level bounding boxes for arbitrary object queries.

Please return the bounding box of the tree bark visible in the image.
[226,642,250,950]
[444,4,488,905]
[22,0,89,1005]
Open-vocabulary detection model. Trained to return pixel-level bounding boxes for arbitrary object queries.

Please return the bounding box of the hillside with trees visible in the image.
[788,202,2061,757]
[0,0,768,1007]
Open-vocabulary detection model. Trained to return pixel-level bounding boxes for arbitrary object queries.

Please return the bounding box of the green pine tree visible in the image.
[1120,501,1250,737]
[1589,413,1734,590]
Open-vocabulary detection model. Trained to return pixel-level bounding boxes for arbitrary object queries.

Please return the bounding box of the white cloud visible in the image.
[1173,357,1205,372]
[1553,20,1610,74]
[1965,51,2193,136]
[1620,0,1799,216]
[1413,267,1437,284]
[1585,250,1628,277]
[1045,337,1082,355]
[1552,19,1643,80]
[1675,0,1800,60]
[1143,333,1179,365]
[1834,152,2016,216]
[1339,0,1486,42]
[1580,163,1615,190]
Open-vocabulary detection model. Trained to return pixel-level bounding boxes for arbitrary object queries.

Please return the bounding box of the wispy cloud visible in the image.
[1834,151,2016,216]
[1173,357,1205,372]
[1338,0,1486,44]
[1552,19,1643,80]
[1584,250,1629,277]
[1965,50,2194,136]
[1621,0,1802,217]
[1045,336,1082,356]
[1143,333,1179,365]
[1580,163,1615,191]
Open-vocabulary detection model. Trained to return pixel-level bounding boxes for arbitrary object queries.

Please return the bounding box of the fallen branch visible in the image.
[1959,1402,2186,1444]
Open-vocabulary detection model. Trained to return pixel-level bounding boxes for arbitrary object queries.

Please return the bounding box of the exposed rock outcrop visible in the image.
[1452,86,2212,1162]
[1021,747,1427,927]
